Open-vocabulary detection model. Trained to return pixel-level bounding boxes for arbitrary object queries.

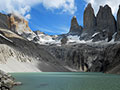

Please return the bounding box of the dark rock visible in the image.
[45,43,120,74]
[0,13,10,29]
[68,16,83,35]
[96,5,116,41]
[117,5,120,32]
[83,3,96,30]
[61,35,68,45]
[115,5,120,41]
[80,3,96,40]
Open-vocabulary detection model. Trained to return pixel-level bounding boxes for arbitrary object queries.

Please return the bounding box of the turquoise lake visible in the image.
[11,72,120,90]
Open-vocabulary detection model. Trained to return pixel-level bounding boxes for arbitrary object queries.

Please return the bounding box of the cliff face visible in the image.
[0,13,10,29]
[45,43,120,74]
[83,3,96,30]
[9,14,32,34]
[80,3,96,40]
[70,4,118,42]
[96,5,116,41]
[0,28,69,72]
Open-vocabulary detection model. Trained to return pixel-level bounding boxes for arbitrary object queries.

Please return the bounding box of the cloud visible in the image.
[42,0,77,14]
[0,0,76,20]
[84,0,120,15]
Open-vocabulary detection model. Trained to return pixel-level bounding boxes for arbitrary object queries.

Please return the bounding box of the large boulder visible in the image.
[68,16,83,35]
[95,5,116,41]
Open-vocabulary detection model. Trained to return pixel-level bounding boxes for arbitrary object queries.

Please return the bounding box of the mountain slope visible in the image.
[0,28,69,72]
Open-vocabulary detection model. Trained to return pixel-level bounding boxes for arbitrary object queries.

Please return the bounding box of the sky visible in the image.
[0,0,120,35]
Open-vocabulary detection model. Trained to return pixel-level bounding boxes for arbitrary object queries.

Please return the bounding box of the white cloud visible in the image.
[84,0,120,15]
[0,0,76,20]
[25,14,31,20]
[42,0,77,14]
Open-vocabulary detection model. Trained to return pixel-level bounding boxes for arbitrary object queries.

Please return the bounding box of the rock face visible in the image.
[115,6,120,41]
[96,5,116,41]
[76,4,117,42]
[0,13,10,29]
[68,16,83,35]
[83,3,96,30]
[46,43,120,74]
[9,14,32,33]
[8,14,36,40]
[0,28,69,72]
[117,6,120,32]
[80,3,96,40]
[61,35,68,45]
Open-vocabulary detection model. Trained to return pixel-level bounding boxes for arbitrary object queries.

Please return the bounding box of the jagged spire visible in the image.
[69,16,83,35]
[83,3,96,29]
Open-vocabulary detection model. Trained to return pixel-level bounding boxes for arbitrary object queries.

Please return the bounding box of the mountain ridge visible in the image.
[0,3,120,74]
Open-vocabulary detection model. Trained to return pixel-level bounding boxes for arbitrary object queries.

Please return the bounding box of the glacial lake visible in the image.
[11,72,120,90]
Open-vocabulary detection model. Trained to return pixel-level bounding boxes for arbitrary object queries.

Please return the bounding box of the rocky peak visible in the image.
[34,30,45,35]
[9,14,32,34]
[83,3,96,30]
[115,5,120,41]
[117,5,120,32]
[96,4,116,41]
[69,16,83,35]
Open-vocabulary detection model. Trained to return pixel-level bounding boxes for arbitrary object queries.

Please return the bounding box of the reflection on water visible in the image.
[11,72,120,90]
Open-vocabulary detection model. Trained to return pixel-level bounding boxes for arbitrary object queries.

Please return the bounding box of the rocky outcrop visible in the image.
[0,28,69,72]
[34,30,45,35]
[0,13,10,29]
[115,6,120,41]
[0,13,36,41]
[80,3,96,40]
[9,14,32,33]
[0,70,21,90]
[61,35,68,45]
[117,5,120,32]
[83,3,96,30]
[45,43,120,74]
[78,4,117,42]
[68,16,83,35]
[96,5,116,41]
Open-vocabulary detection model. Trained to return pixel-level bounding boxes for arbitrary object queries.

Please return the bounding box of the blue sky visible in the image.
[28,0,86,35]
[0,0,118,35]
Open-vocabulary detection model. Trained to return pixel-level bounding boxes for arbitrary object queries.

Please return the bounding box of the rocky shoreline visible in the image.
[0,70,21,90]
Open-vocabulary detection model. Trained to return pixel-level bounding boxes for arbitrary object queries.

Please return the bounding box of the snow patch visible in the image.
[92,32,99,37]
[109,32,117,43]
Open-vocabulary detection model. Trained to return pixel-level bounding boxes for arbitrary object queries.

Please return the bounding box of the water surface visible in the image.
[11,72,120,90]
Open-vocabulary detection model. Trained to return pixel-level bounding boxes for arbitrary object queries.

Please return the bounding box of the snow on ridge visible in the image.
[0,34,13,43]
